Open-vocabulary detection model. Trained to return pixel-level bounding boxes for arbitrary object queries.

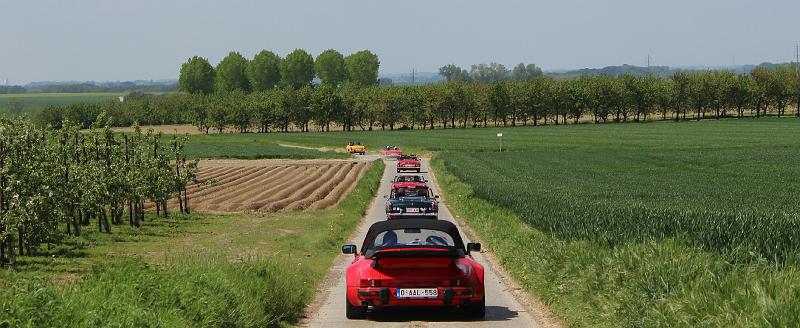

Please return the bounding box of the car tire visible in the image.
[346,297,367,319]
[464,297,486,319]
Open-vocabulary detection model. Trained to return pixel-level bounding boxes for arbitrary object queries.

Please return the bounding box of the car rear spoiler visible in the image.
[366,248,465,259]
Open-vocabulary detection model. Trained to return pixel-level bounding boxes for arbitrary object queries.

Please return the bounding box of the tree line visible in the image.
[439,62,543,83]
[179,49,380,95]
[0,117,197,267]
[35,64,800,132]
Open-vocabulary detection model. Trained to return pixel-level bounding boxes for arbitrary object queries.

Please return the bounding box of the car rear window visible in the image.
[395,187,429,197]
[373,229,455,248]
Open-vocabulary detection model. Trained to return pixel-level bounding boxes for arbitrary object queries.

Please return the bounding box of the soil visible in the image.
[147,159,370,213]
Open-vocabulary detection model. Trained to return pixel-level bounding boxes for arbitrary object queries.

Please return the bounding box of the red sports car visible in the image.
[396,154,421,173]
[342,219,485,319]
[384,146,402,159]
[391,174,428,189]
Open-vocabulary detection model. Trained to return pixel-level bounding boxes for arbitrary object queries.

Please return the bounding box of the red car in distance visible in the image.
[384,146,402,159]
[396,154,421,173]
[391,175,428,189]
[342,219,485,319]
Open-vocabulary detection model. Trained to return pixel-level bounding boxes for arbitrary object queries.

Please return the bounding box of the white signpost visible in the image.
[497,132,503,152]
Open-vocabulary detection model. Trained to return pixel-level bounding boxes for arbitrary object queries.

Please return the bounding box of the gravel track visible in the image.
[300,157,558,328]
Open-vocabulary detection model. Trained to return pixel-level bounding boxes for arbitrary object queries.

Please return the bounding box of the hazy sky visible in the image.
[1,0,798,84]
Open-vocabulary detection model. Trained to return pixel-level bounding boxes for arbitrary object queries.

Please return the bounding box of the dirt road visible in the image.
[301,156,553,327]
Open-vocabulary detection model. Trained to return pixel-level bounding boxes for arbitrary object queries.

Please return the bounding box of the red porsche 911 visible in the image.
[341,219,485,319]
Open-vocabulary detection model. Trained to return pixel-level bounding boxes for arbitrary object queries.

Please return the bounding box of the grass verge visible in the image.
[0,159,384,327]
[180,133,350,160]
[431,155,800,327]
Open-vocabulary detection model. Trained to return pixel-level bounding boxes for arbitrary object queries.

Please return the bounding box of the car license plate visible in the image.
[396,288,438,298]
[405,208,420,213]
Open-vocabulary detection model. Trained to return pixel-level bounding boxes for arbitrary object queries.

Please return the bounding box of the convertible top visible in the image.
[360,219,465,254]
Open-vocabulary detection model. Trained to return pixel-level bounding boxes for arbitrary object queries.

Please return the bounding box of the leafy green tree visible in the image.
[470,63,510,83]
[439,64,471,82]
[420,84,442,129]
[654,78,674,120]
[189,95,211,133]
[249,91,278,133]
[290,86,313,131]
[310,85,342,131]
[280,49,315,89]
[750,67,771,117]
[215,52,250,93]
[527,77,555,125]
[488,83,511,126]
[507,82,529,126]
[790,63,800,117]
[225,91,254,132]
[728,74,753,118]
[671,72,691,120]
[765,66,793,117]
[273,88,292,132]
[179,56,216,95]
[345,50,380,86]
[208,96,229,133]
[315,49,347,87]
[511,63,543,81]
[247,50,282,91]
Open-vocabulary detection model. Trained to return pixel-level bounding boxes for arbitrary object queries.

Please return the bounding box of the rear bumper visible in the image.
[397,167,420,172]
[386,212,438,220]
[352,287,478,308]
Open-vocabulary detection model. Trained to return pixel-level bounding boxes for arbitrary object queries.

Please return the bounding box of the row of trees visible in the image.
[0,117,197,267]
[179,49,380,95]
[439,62,543,83]
[36,65,800,132]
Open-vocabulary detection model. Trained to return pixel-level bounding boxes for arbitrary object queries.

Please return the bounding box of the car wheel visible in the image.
[346,296,367,319]
[464,297,485,319]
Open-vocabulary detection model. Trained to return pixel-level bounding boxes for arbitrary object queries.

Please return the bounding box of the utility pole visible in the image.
[795,43,799,73]
[647,54,651,75]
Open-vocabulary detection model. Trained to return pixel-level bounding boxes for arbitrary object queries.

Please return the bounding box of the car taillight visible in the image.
[360,279,381,287]
[443,279,463,286]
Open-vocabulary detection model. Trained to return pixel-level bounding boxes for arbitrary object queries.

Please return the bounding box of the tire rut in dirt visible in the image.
[284,163,359,211]
[306,162,368,210]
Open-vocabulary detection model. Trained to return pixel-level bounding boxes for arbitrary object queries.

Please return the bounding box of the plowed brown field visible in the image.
[148,159,370,213]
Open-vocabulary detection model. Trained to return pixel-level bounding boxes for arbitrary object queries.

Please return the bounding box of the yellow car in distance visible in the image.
[346,141,366,155]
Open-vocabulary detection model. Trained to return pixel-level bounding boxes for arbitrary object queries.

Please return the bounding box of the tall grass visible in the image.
[432,156,800,327]
[0,159,384,327]
[2,257,306,327]
[441,148,800,263]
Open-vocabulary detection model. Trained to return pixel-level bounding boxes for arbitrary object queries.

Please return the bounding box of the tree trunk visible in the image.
[18,227,24,256]
[7,236,15,267]
[0,235,4,268]
[183,187,190,214]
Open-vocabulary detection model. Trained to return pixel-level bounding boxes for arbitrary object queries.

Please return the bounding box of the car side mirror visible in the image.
[467,243,481,252]
[435,195,440,199]
[342,244,357,254]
